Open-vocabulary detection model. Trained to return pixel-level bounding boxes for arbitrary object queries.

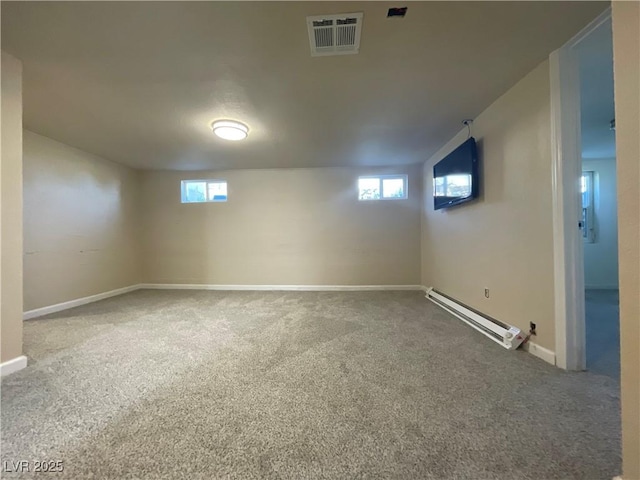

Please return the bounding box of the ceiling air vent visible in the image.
[306,13,363,57]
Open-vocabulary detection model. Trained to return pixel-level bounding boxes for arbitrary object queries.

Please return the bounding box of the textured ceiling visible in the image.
[1,1,608,170]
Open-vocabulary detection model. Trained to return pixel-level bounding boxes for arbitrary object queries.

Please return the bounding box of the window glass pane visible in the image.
[382,178,405,198]
[581,173,591,208]
[358,178,380,200]
[581,171,595,243]
[208,181,228,201]
[182,180,227,203]
[184,181,207,203]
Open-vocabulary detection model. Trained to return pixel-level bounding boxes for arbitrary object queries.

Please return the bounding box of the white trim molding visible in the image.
[0,355,27,377]
[23,285,141,320]
[521,341,556,366]
[550,45,586,371]
[139,284,423,292]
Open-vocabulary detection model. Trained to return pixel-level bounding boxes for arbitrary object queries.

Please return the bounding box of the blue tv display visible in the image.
[433,137,479,210]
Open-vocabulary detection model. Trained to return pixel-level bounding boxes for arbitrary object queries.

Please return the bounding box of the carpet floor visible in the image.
[585,289,620,380]
[1,290,621,479]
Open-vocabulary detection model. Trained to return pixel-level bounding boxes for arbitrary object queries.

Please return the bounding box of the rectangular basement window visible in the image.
[358,175,408,201]
[181,180,228,203]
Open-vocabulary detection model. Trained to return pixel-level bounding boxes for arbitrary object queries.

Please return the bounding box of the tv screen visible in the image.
[433,137,479,210]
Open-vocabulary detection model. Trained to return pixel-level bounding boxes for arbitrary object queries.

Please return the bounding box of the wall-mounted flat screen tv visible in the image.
[433,137,479,210]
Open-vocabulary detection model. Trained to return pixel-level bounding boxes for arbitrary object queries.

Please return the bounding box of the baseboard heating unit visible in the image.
[425,287,525,350]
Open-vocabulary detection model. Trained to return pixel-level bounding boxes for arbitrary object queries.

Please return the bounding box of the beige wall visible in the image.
[612,3,640,479]
[141,166,422,286]
[1,51,24,364]
[421,60,555,351]
[23,131,141,311]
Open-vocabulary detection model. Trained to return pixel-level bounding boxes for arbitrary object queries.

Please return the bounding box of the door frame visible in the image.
[549,7,612,370]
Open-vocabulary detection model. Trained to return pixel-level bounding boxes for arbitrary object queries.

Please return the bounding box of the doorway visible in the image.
[550,8,619,374]
[576,17,619,379]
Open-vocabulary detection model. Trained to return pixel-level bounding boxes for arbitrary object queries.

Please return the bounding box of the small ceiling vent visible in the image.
[306,13,363,57]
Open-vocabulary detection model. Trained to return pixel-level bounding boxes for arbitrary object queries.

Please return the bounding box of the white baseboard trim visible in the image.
[23,284,141,320]
[139,283,423,292]
[521,341,556,366]
[0,355,28,377]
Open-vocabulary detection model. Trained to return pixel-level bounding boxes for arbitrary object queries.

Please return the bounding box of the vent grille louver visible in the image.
[307,13,363,56]
[336,25,356,46]
[314,27,333,48]
[313,19,333,27]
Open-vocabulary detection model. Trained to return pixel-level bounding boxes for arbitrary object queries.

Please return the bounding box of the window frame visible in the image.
[357,174,408,201]
[181,179,228,204]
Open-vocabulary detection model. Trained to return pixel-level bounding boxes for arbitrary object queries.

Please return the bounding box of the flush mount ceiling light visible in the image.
[211,120,249,141]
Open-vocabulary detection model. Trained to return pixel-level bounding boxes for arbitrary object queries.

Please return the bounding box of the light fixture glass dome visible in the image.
[211,120,249,141]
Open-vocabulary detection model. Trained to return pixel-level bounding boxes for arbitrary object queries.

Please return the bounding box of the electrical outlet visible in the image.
[484,288,490,298]
[529,322,537,335]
